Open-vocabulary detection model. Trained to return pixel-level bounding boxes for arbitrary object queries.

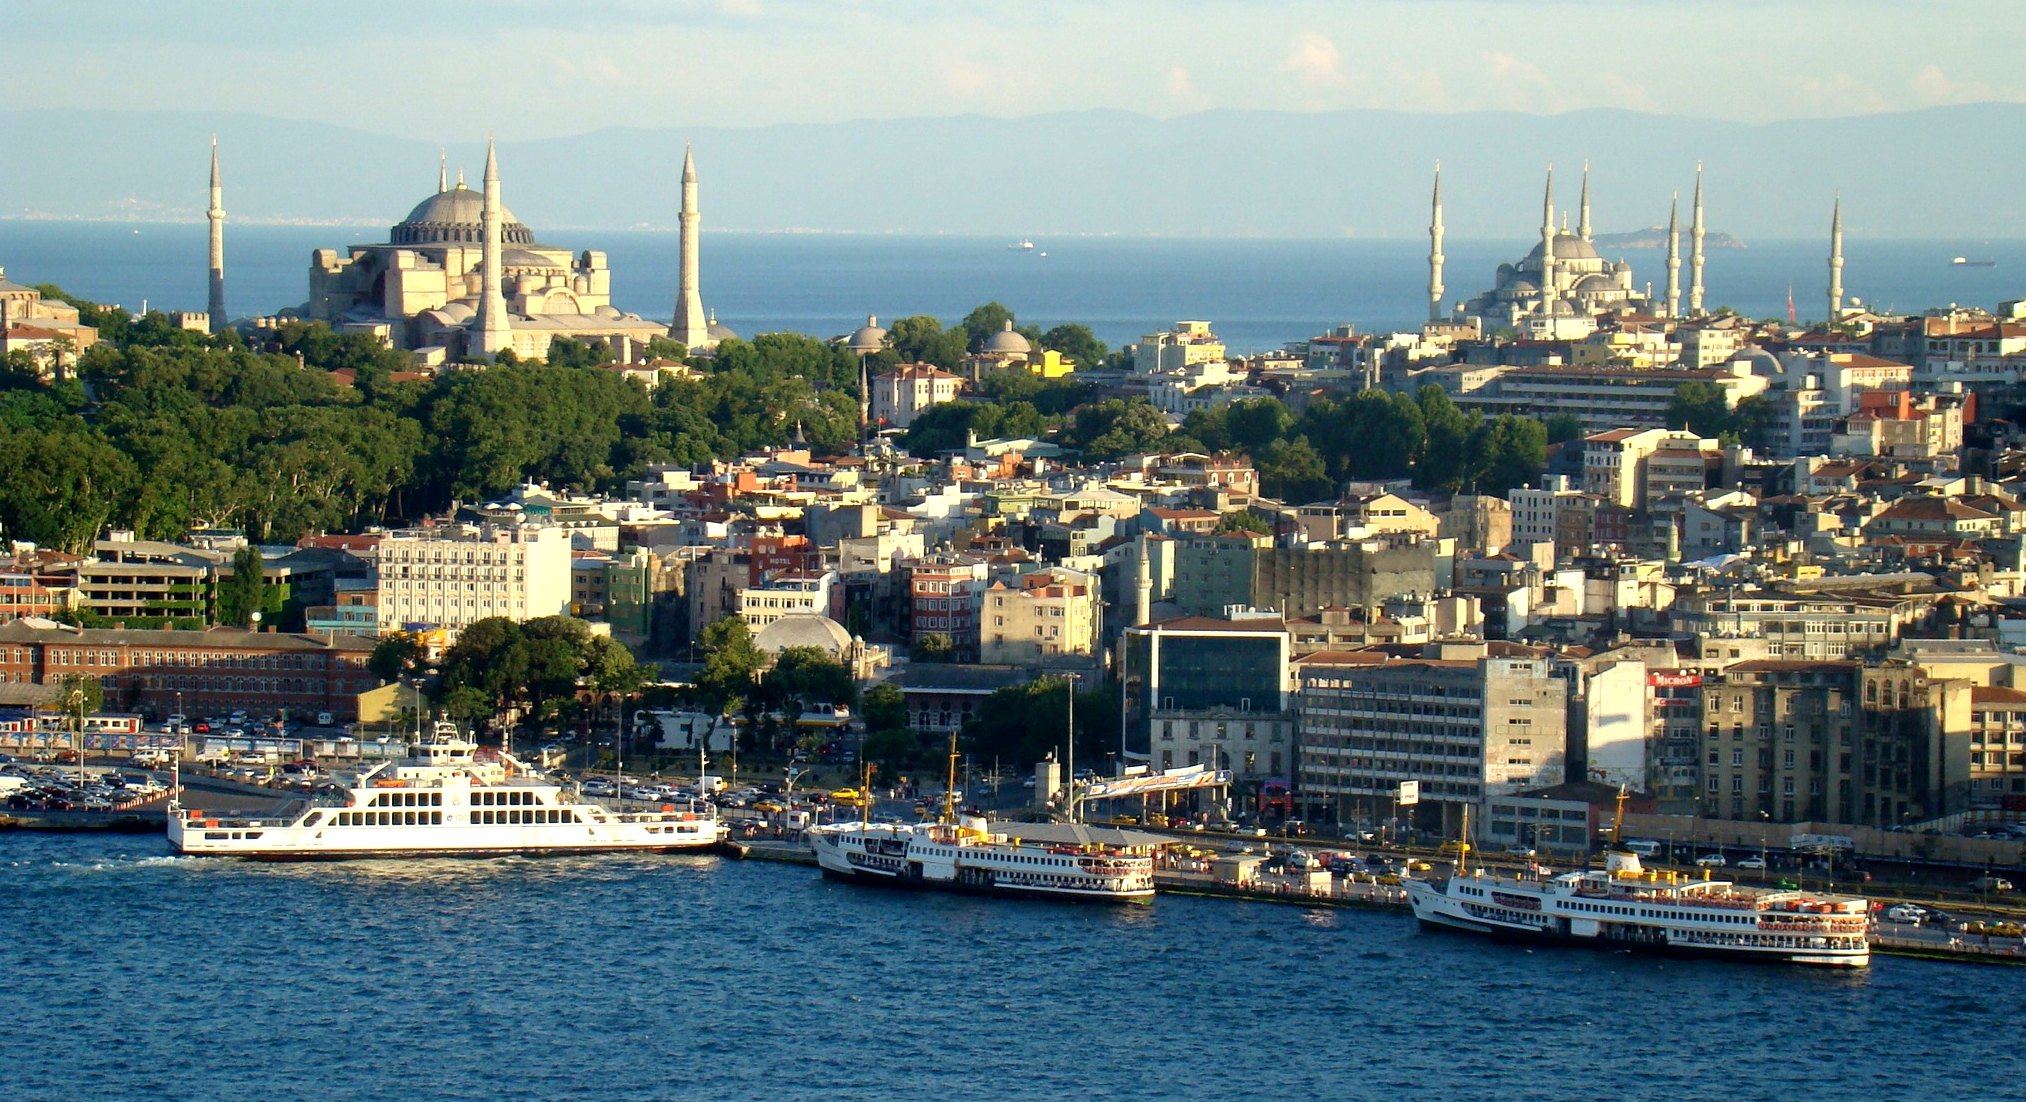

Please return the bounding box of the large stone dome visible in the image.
[754,613,853,658]
[847,314,887,355]
[1522,232,1601,267]
[392,186,533,246]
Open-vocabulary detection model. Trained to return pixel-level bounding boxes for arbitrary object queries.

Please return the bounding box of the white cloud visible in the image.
[1165,64,1209,112]
[1280,31,1348,89]
[1910,64,2009,106]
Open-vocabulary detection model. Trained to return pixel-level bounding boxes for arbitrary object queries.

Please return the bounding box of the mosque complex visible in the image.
[296,140,730,365]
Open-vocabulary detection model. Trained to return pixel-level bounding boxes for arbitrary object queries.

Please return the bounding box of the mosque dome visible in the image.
[391,185,534,246]
[502,247,561,270]
[753,613,853,658]
[1572,274,1614,292]
[1522,233,1602,267]
[707,310,738,343]
[982,319,1031,356]
[847,314,888,355]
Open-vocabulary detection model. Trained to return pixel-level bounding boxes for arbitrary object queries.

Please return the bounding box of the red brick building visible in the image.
[0,621,377,721]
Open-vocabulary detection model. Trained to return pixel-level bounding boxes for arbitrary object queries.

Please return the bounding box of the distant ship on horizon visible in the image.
[1952,256,1997,268]
[1010,240,1035,251]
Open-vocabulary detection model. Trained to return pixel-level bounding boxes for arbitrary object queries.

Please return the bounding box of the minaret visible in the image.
[475,137,512,358]
[1135,535,1153,627]
[857,353,871,442]
[1664,193,1681,319]
[1688,163,1706,315]
[1427,163,1445,323]
[669,143,709,349]
[438,150,447,194]
[1539,165,1557,304]
[1827,193,1845,323]
[1578,161,1593,243]
[206,137,225,334]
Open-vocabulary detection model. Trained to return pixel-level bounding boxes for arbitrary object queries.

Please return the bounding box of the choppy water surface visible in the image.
[1,833,2019,1101]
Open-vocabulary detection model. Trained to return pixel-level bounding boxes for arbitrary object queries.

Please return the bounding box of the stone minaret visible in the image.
[857,353,871,441]
[1578,161,1593,243]
[475,137,512,358]
[1427,163,1445,323]
[1539,166,1557,303]
[1688,163,1706,315]
[438,150,447,194]
[207,137,226,334]
[1827,193,1845,323]
[1664,193,1681,320]
[669,144,709,350]
[1135,535,1153,627]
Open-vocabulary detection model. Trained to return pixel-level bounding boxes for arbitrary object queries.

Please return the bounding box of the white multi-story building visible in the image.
[1508,476,1587,551]
[375,524,571,637]
[870,363,963,429]
[737,571,836,631]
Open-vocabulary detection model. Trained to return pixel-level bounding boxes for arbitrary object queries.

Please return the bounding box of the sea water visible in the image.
[2,222,2023,354]
[0,832,2019,1101]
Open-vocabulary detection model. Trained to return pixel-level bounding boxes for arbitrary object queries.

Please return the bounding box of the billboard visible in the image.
[1398,780,1420,806]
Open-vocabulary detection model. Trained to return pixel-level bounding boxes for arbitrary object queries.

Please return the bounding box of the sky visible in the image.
[6,0,2019,138]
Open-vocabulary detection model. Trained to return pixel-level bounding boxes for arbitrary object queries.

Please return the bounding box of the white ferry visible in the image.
[167,726,727,860]
[809,815,1156,902]
[1405,850,1870,968]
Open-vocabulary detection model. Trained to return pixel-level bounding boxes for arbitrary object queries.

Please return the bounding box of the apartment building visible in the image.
[375,523,571,636]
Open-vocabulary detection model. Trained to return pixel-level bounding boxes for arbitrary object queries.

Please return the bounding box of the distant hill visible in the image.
[1592,227,1747,250]
[2,104,2024,239]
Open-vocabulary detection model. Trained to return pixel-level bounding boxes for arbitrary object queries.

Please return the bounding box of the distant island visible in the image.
[1594,226,1746,250]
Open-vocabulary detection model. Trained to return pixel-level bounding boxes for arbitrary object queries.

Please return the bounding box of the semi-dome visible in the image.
[391,185,534,246]
[502,247,561,270]
[847,314,887,354]
[982,319,1031,355]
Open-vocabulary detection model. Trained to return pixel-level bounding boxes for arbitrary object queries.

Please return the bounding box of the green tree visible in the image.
[1412,384,1478,492]
[1467,414,1549,496]
[1068,398,1170,460]
[368,631,425,684]
[1223,396,1294,453]
[1039,323,1106,368]
[216,544,266,627]
[914,633,956,663]
[768,646,857,714]
[1666,381,1733,438]
[1543,411,1586,445]
[1258,437,1333,503]
[695,616,767,717]
[1215,510,1272,535]
[861,682,909,734]
[960,301,1017,351]
[885,316,967,370]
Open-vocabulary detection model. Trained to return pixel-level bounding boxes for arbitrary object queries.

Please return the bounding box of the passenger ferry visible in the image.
[1405,850,1870,968]
[808,731,1153,902]
[167,724,727,860]
[809,815,1156,902]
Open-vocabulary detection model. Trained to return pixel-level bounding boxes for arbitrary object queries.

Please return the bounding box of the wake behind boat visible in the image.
[1405,850,1870,967]
[167,723,728,859]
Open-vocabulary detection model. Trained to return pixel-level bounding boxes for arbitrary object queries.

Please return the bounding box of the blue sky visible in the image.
[6,1,2014,137]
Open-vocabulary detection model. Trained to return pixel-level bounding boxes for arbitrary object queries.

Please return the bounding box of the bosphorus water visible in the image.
[3,222,2024,354]
[2,832,2020,1102]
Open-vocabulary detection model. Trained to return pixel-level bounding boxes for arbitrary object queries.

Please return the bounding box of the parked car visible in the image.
[1735,856,1767,870]
[1885,904,1927,925]
[1695,853,1727,868]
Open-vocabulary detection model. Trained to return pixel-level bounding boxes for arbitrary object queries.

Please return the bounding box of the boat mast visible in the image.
[941,730,958,826]
[1455,804,1471,875]
[1612,784,1628,847]
[1064,673,1076,824]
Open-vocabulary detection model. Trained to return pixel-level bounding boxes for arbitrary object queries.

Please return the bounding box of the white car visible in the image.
[1735,856,1767,870]
[1885,904,1926,925]
[1695,854,1727,868]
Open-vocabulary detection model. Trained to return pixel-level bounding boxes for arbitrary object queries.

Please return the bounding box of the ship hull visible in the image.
[1407,880,1868,968]
[816,861,1152,903]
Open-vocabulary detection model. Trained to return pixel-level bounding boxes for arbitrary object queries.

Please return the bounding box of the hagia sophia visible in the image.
[286,140,730,365]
